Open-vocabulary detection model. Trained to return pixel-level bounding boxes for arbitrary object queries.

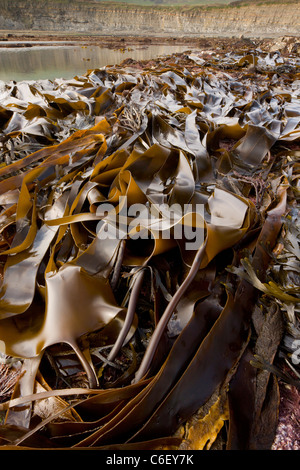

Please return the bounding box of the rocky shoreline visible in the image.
[0,32,299,56]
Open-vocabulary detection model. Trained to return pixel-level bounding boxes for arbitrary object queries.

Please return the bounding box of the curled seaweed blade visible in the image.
[0,43,299,449]
[0,189,70,319]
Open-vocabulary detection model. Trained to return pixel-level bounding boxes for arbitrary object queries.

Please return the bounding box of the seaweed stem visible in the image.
[70,342,98,389]
[108,268,145,362]
[110,239,126,292]
[133,238,208,383]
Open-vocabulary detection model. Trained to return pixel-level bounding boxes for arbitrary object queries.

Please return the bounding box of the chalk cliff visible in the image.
[0,1,299,38]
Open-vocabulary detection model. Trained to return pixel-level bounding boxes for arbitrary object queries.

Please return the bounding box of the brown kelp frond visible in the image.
[0,45,299,449]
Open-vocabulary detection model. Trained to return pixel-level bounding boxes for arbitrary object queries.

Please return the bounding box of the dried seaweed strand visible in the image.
[70,342,98,389]
[108,268,145,362]
[110,239,126,292]
[134,238,208,383]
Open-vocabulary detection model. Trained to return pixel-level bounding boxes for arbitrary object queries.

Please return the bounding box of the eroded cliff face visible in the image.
[0,1,299,38]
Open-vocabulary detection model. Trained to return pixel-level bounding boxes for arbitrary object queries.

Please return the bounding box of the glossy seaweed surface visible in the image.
[0,47,299,449]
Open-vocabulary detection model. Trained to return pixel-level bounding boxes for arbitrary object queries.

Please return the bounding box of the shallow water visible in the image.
[0,43,195,82]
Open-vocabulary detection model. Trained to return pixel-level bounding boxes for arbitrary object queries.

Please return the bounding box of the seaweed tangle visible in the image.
[0,46,299,449]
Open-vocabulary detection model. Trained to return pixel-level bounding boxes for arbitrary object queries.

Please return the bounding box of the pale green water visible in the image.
[0,44,195,82]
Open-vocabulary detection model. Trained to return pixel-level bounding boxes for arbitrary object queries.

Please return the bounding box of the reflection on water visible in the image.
[0,44,194,82]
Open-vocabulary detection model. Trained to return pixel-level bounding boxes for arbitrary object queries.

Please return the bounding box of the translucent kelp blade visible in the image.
[0,265,126,358]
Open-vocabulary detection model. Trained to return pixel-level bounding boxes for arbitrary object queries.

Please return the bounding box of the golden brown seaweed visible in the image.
[0,46,299,450]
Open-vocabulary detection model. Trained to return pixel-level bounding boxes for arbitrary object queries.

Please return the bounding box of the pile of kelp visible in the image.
[0,46,299,450]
